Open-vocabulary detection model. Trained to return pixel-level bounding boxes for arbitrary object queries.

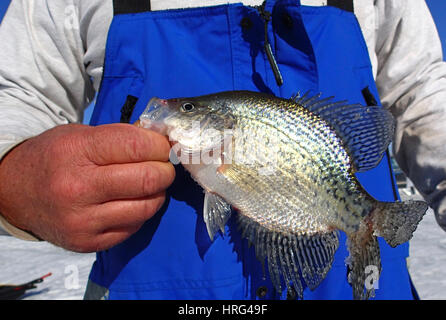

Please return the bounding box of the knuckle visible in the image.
[129,133,146,157]
[126,132,152,162]
[106,125,144,159]
[95,125,149,162]
[128,128,169,161]
[47,127,83,158]
[97,168,114,196]
[141,166,161,195]
[84,125,120,163]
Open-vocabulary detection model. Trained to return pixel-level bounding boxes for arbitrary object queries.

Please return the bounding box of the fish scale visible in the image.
[139,90,428,300]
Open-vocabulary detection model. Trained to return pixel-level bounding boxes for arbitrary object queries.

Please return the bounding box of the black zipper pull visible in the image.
[120,95,139,123]
[257,3,283,87]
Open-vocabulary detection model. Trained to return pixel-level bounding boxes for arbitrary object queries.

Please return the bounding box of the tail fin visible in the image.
[346,199,427,299]
[372,200,428,248]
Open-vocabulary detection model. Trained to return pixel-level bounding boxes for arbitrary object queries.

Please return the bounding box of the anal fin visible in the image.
[236,214,339,299]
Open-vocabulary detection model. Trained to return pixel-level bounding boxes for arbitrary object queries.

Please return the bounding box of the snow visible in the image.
[408,207,446,300]
[0,193,445,300]
[0,236,95,300]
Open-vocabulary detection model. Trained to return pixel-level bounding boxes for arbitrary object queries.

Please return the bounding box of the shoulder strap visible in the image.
[113,0,151,15]
[327,0,354,13]
[113,1,353,15]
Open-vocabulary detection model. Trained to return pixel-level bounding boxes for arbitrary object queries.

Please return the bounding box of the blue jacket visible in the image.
[85,0,417,300]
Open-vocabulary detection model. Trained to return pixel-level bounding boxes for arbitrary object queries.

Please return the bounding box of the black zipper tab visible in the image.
[257,3,283,87]
[120,95,139,123]
[361,86,378,106]
[264,42,283,87]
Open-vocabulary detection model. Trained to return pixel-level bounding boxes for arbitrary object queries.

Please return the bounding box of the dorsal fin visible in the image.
[292,92,395,172]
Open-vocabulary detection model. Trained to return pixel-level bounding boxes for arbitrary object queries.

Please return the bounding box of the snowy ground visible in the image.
[408,207,446,299]
[0,192,445,300]
[0,235,95,300]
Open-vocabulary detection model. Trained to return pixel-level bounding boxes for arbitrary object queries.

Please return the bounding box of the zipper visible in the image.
[256,2,284,87]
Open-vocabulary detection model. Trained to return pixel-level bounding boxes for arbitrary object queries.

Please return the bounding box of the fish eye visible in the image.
[181,102,196,113]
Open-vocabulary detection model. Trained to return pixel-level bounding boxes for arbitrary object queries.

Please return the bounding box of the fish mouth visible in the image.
[139,97,171,135]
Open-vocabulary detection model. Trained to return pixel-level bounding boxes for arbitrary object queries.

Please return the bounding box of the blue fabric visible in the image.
[0,0,10,22]
[89,0,415,299]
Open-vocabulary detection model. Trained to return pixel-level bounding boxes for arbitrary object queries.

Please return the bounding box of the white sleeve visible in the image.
[375,0,446,231]
[0,0,112,238]
[0,1,94,159]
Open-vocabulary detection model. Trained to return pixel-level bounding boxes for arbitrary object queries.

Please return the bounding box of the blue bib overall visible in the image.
[86,0,417,300]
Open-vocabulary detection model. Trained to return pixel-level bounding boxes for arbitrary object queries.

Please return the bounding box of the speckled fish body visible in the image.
[139,90,428,300]
[196,92,373,235]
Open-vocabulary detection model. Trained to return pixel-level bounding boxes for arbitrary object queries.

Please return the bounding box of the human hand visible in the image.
[0,123,175,252]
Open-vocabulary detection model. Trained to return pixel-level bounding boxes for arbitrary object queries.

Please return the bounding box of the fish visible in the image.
[138,90,428,300]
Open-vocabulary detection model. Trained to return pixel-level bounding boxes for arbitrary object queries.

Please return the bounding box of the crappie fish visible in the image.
[138,90,428,300]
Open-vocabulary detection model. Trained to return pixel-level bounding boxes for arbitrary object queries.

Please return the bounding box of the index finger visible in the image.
[84,124,171,165]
